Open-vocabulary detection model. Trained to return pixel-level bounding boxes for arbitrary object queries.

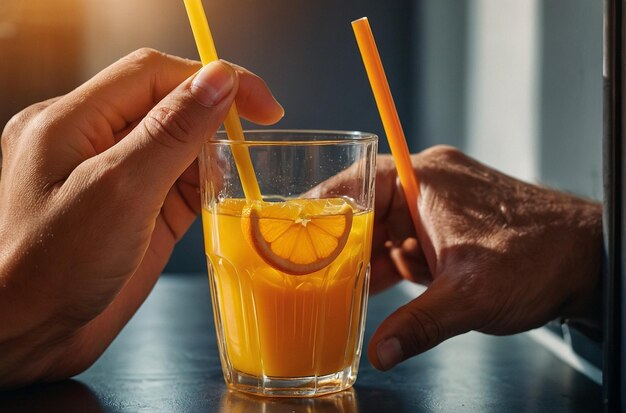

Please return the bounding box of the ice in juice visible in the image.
[202,198,373,378]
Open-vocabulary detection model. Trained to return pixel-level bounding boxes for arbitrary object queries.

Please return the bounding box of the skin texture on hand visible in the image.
[0,49,283,388]
[0,49,603,387]
[367,148,603,371]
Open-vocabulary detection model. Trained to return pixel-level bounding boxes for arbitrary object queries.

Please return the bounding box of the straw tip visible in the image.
[351,17,369,25]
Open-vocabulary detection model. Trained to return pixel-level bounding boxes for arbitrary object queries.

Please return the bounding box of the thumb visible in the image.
[102,60,237,201]
[367,278,476,371]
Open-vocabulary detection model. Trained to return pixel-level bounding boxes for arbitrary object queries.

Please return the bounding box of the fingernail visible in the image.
[191,61,236,107]
[377,337,403,370]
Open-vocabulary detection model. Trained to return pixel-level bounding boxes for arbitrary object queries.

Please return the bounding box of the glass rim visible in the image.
[207,129,378,146]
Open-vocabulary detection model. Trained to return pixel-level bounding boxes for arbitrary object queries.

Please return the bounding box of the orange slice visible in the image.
[242,198,354,275]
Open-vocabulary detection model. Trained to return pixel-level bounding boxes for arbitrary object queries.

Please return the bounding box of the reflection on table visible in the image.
[220,388,358,413]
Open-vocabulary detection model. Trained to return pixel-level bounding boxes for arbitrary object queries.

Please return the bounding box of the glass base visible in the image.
[225,365,358,398]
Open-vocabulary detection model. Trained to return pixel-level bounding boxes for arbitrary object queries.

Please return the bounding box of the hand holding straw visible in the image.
[183,0,262,201]
[352,17,421,232]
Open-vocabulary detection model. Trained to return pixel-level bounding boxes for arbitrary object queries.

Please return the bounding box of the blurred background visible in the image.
[0,0,602,272]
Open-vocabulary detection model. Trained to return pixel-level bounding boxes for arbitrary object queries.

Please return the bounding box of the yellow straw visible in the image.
[183,0,262,201]
[352,17,420,231]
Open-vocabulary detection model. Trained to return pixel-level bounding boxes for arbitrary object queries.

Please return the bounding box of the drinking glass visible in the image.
[199,130,377,397]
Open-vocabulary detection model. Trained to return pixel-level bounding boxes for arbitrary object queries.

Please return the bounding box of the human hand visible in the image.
[0,49,283,388]
[366,147,603,370]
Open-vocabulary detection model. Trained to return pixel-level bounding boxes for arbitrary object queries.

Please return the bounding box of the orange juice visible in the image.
[202,198,373,378]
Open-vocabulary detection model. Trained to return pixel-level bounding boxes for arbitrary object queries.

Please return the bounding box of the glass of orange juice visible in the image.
[199,130,377,397]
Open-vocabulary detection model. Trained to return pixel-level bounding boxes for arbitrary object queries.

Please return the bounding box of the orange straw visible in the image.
[183,0,262,201]
[352,17,420,231]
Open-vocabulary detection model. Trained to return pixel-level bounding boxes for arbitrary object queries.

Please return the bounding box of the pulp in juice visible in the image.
[202,198,373,378]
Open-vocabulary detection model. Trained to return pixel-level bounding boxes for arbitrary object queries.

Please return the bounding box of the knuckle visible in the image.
[1,119,17,152]
[3,99,54,139]
[124,47,166,67]
[142,106,194,148]
[402,305,445,352]
[237,80,264,110]
[3,92,63,146]
[121,47,167,70]
[414,145,469,182]
[421,145,465,163]
[3,109,29,138]
[1,109,33,154]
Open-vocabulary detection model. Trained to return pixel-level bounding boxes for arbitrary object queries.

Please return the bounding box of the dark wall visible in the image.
[166,1,415,272]
[202,0,415,152]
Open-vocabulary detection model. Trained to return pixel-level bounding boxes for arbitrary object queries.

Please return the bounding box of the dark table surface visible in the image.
[1,273,604,412]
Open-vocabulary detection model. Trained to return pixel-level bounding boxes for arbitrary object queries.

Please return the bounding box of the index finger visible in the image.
[47,49,283,135]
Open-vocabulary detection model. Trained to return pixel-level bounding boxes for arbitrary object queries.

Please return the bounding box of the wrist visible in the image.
[558,200,603,329]
[0,234,66,388]
[562,235,604,340]
[0,248,52,341]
